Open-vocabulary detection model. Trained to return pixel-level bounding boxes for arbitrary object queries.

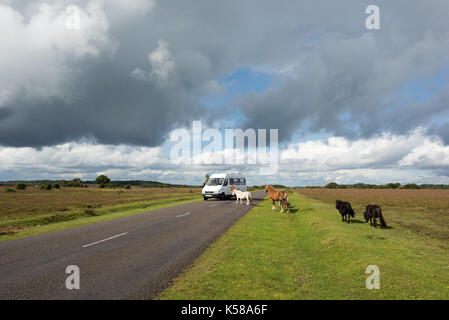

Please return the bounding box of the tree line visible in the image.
[313,182,449,189]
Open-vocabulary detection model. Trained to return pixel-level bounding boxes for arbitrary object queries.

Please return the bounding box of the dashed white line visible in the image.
[82,232,128,248]
[176,212,191,218]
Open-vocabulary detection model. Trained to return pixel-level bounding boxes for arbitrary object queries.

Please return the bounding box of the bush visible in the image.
[95,175,111,185]
[84,209,97,216]
[402,183,420,189]
[387,183,401,189]
[62,178,83,187]
[53,183,60,189]
[40,183,52,190]
[125,184,131,190]
[325,182,339,189]
[4,188,16,193]
[99,184,106,189]
[15,183,26,190]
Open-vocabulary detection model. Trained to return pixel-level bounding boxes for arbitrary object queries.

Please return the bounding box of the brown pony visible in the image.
[265,185,288,211]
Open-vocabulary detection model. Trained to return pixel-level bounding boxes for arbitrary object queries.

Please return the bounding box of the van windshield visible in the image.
[207,178,224,186]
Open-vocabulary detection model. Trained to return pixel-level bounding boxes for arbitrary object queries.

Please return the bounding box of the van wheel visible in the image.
[220,193,226,200]
[203,197,208,201]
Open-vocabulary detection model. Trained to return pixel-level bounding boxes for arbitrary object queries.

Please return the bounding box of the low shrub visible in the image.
[40,183,52,190]
[15,183,26,190]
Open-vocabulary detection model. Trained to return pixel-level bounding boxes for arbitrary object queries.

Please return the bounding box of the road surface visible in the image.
[0,191,265,299]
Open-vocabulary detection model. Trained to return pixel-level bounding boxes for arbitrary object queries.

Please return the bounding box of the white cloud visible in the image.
[2,129,449,185]
[399,140,449,168]
[0,142,162,179]
[132,40,175,86]
[281,129,433,170]
[148,40,175,85]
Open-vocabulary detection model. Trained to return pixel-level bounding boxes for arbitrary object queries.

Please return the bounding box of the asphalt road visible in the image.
[0,190,265,299]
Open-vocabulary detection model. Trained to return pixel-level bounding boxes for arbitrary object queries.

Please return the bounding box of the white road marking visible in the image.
[209,204,216,207]
[176,212,191,218]
[82,232,128,248]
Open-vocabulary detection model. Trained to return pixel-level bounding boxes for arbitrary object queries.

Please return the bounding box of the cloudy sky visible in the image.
[1,0,449,186]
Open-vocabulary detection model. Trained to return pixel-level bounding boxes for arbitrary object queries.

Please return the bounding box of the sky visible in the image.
[1,0,449,186]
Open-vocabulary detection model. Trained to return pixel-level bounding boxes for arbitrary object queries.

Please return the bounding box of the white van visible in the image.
[202,172,247,200]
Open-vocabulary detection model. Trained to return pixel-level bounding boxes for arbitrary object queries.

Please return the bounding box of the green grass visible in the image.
[159,192,449,299]
[0,194,201,242]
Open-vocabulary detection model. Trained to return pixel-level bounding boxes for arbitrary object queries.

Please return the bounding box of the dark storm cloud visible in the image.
[1,0,449,147]
[237,2,449,142]
[428,123,449,145]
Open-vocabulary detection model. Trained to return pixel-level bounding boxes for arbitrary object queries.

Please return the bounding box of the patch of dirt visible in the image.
[0,226,24,236]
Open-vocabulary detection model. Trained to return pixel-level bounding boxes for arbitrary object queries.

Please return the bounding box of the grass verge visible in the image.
[159,192,449,299]
[0,194,201,242]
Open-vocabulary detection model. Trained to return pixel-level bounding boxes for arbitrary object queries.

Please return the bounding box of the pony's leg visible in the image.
[373,218,377,228]
[272,199,276,210]
[348,214,351,223]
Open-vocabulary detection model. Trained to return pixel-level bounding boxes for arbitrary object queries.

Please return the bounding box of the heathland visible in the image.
[0,186,201,241]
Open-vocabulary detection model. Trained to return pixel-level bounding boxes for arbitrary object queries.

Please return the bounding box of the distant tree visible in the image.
[402,183,419,189]
[125,184,131,190]
[387,183,401,189]
[15,183,26,190]
[99,183,106,189]
[64,178,83,187]
[95,175,111,185]
[40,183,52,190]
[325,182,339,189]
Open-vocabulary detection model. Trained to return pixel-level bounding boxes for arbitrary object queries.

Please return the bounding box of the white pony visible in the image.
[232,188,253,205]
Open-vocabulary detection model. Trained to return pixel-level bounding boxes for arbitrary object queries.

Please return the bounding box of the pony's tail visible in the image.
[350,208,355,217]
[379,215,387,229]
